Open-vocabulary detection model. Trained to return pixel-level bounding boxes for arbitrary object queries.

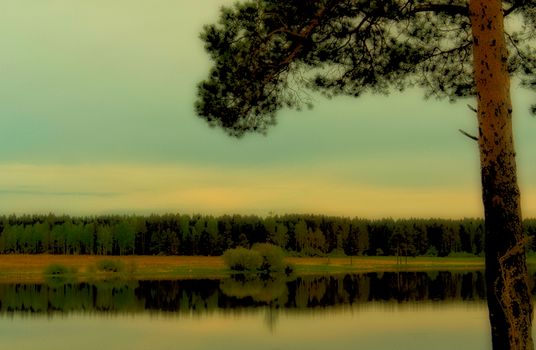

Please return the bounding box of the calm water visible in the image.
[0,271,532,349]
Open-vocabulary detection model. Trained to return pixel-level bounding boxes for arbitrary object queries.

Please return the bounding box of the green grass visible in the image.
[11,254,536,283]
[288,255,486,275]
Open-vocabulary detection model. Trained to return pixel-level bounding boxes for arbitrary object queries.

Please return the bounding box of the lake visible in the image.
[0,271,530,349]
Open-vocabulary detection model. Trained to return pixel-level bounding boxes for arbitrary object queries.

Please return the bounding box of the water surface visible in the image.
[0,271,519,349]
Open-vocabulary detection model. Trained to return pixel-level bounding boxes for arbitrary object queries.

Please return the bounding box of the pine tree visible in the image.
[196,1,536,348]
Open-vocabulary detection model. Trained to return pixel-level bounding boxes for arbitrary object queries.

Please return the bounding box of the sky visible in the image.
[0,0,535,218]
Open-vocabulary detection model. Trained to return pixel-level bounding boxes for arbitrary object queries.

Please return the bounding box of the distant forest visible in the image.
[1,214,536,257]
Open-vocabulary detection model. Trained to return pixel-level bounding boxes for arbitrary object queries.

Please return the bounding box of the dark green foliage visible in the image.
[425,246,439,257]
[0,213,532,258]
[237,232,249,248]
[344,229,360,257]
[224,243,288,273]
[151,229,180,255]
[222,247,263,271]
[114,221,136,256]
[195,0,536,136]
[251,243,286,272]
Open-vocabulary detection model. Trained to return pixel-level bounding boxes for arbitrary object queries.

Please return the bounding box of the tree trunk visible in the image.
[469,1,534,349]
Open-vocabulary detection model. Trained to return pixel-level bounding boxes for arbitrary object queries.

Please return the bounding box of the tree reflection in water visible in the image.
[0,270,501,316]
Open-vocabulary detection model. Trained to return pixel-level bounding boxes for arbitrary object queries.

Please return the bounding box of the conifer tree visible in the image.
[196,1,536,348]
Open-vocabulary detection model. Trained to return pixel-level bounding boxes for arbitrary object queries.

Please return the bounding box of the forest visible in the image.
[1,213,536,257]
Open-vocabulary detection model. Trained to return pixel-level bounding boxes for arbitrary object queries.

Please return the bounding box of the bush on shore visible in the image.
[43,263,77,276]
[223,247,263,271]
[223,244,292,273]
[251,243,286,272]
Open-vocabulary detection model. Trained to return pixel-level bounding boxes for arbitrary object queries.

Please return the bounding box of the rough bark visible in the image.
[469,1,533,349]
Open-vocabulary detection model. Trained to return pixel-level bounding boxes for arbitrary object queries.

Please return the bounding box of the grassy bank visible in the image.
[288,256,486,275]
[0,254,498,283]
[0,255,227,282]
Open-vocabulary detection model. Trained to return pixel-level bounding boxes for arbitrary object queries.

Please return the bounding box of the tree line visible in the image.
[1,214,536,257]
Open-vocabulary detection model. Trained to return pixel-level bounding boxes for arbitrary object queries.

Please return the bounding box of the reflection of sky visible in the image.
[0,306,491,350]
[0,1,535,217]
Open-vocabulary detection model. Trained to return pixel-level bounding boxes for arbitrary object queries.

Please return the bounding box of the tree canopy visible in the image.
[195,0,535,136]
[195,2,536,348]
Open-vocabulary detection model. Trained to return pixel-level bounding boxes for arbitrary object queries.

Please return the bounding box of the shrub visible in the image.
[223,244,291,273]
[251,243,285,272]
[96,260,125,273]
[425,246,439,257]
[223,247,262,271]
[43,264,76,276]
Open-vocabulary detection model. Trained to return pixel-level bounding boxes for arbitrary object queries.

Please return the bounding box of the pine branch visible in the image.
[459,129,478,141]
[410,3,469,17]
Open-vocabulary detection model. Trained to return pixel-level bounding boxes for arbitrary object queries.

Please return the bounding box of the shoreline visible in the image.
[0,254,493,283]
